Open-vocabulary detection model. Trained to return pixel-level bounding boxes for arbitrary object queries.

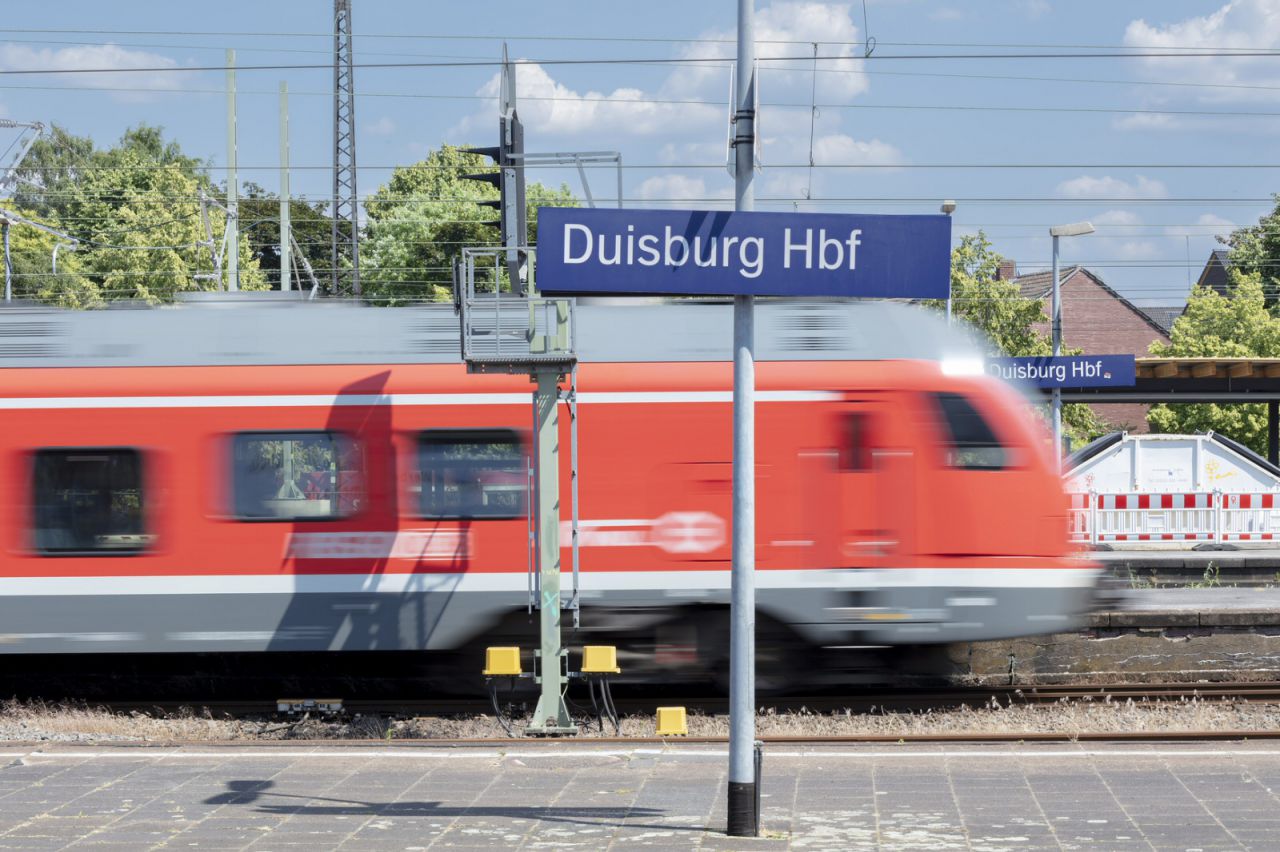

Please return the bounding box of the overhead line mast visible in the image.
[332,0,360,296]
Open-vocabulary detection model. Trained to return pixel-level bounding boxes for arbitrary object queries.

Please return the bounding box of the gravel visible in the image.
[3,696,1280,743]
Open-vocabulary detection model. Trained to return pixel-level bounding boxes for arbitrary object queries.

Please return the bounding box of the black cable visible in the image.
[602,679,621,735]
[487,678,517,738]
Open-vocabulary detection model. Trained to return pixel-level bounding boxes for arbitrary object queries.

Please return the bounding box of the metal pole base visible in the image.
[525,693,575,736]
[727,781,758,836]
[525,650,576,736]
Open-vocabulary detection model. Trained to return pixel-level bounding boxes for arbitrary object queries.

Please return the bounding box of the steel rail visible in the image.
[9,730,1280,748]
[74,680,1280,719]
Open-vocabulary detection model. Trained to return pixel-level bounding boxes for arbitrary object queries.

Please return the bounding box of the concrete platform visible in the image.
[3,742,1280,849]
[957,587,1280,685]
[1096,548,1280,586]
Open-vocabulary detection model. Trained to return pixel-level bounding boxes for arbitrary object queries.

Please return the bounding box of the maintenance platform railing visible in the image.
[456,246,575,370]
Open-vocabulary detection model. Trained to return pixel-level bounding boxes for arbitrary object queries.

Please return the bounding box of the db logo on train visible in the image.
[572,512,727,555]
[649,511,727,554]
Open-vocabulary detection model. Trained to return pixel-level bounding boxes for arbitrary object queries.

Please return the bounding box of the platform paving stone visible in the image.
[8,744,1280,848]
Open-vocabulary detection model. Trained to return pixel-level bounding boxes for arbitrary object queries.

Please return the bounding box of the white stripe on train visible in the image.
[0,390,839,410]
[0,567,1100,597]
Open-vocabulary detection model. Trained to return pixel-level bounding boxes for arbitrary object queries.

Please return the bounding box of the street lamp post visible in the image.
[1048,221,1094,469]
[941,200,956,324]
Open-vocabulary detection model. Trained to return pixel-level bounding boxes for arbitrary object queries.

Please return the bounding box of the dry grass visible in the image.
[3,696,1280,744]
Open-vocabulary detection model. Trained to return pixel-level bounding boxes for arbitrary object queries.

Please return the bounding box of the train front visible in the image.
[772,302,1105,650]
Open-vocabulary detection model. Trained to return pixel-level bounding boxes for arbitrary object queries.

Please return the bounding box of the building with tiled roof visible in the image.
[1195,249,1232,297]
[1138,305,1185,336]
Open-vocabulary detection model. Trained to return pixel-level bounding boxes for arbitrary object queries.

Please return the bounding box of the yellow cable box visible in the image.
[580,645,621,674]
[483,646,522,676]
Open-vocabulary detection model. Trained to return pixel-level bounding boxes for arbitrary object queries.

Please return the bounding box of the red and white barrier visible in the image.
[1068,493,1091,544]
[1221,493,1280,541]
[1067,491,1280,546]
[1091,492,1216,544]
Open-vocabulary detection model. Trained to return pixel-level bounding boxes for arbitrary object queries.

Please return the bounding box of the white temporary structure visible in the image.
[1064,432,1280,547]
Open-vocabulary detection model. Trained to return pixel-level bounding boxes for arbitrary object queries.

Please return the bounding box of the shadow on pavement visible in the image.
[204,779,697,832]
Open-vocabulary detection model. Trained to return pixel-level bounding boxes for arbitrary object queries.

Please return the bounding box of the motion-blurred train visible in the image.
[0,296,1098,688]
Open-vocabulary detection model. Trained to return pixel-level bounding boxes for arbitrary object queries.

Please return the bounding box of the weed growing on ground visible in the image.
[1188,562,1222,589]
[3,695,1280,743]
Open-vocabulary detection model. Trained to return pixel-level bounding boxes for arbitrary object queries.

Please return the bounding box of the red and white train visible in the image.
[0,297,1098,683]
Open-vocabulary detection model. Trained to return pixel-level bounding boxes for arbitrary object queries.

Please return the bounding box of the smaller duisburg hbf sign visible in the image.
[536,207,951,299]
[987,355,1137,389]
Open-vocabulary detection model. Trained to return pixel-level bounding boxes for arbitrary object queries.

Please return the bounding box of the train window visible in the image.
[231,432,362,521]
[931,392,1007,470]
[417,429,525,519]
[838,412,874,472]
[33,449,149,554]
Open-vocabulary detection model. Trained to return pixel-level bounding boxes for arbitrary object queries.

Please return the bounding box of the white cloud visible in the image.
[671,2,869,101]
[657,141,725,165]
[1056,174,1169,199]
[1113,111,1180,132]
[1092,209,1143,227]
[930,8,964,22]
[1113,240,1161,260]
[636,174,733,206]
[762,171,815,200]
[1019,0,1050,18]
[1170,213,1238,238]
[1196,212,1238,229]
[0,43,184,101]
[1124,1,1280,98]
[455,61,719,139]
[811,134,903,166]
[366,116,396,137]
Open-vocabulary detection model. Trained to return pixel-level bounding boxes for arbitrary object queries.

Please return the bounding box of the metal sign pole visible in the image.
[1051,234,1061,470]
[728,0,758,837]
[527,366,574,734]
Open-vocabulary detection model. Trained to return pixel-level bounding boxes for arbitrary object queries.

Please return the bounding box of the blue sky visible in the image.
[0,0,1276,309]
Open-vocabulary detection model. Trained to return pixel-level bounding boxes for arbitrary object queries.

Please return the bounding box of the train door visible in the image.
[833,399,907,567]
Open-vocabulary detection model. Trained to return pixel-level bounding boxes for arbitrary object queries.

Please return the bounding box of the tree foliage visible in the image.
[2,207,97,307]
[6,123,263,304]
[945,232,1051,357]
[238,182,333,292]
[362,144,577,303]
[1222,194,1280,312]
[1147,272,1280,453]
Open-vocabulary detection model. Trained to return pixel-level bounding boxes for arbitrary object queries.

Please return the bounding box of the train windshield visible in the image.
[931,392,1008,470]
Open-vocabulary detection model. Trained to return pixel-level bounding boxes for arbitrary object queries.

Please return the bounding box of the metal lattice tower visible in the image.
[331,0,360,296]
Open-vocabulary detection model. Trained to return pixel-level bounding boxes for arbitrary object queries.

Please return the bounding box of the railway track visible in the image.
[86,680,1280,718]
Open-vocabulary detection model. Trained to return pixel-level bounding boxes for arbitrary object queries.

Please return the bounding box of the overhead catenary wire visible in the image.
[2,47,1280,79]
[7,26,1280,52]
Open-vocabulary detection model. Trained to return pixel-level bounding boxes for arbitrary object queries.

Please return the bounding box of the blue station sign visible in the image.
[536,207,952,298]
[988,355,1137,389]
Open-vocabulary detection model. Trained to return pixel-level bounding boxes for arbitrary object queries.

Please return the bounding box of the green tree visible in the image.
[936,233,1104,445]
[1,208,98,307]
[8,124,263,303]
[238,182,334,291]
[362,144,577,303]
[1147,271,1280,453]
[1222,194,1280,312]
[945,232,1050,356]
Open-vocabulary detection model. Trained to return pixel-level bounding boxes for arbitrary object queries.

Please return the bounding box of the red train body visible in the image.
[0,299,1098,681]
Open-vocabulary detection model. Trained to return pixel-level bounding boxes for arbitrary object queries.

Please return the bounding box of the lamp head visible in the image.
[1049,221,1095,238]
[940,200,957,215]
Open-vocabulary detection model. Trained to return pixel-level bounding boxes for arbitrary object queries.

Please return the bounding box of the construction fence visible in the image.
[1069,492,1280,545]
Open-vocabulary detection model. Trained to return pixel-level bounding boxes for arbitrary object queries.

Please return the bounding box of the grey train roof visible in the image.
[0,295,984,369]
